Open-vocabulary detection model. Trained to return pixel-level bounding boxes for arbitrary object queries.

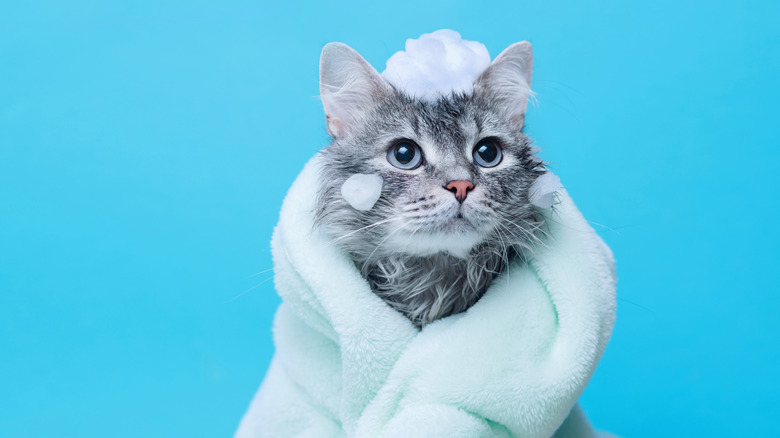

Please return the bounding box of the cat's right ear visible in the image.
[474,41,534,127]
[320,43,392,138]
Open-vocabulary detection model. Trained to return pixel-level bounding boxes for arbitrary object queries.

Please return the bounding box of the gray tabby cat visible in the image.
[315,41,546,327]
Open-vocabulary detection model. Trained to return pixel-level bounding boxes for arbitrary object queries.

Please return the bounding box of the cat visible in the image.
[314,40,546,327]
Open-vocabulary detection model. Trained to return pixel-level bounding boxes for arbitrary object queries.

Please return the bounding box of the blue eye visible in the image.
[387,140,423,170]
[473,138,503,167]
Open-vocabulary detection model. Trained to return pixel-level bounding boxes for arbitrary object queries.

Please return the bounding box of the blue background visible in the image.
[1,1,778,436]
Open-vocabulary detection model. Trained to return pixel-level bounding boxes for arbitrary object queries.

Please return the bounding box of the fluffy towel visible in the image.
[236,155,617,438]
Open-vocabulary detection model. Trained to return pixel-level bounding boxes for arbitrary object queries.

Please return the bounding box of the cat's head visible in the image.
[315,40,544,262]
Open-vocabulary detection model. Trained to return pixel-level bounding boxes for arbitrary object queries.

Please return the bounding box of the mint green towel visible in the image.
[236,155,617,438]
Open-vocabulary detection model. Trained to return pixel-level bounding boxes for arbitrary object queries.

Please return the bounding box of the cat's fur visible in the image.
[314,42,545,326]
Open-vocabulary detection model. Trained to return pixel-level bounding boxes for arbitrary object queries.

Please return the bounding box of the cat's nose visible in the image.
[445,180,474,203]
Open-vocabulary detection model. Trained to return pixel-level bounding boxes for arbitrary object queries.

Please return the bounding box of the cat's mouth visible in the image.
[441,209,477,234]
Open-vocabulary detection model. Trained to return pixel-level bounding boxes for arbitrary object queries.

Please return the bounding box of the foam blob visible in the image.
[529,172,563,209]
[341,173,384,211]
[381,29,491,101]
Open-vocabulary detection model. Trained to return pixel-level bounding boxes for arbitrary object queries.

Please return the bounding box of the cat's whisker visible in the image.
[493,222,514,265]
[500,215,549,249]
[491,222,520,268]
[492,219,535,258]
[363,221,409,267]
[243,266,275,279]
[587,220,621,235]
[540,206,599,235]
[493,217,526,242]
[332,215,402,243]
[224,274,275,304]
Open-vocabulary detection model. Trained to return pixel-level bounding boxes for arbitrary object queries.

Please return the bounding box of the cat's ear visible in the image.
[474,41,533,126]
[320,43,392,138]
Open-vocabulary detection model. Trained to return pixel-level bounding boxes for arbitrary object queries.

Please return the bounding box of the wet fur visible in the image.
[315,90,546,326]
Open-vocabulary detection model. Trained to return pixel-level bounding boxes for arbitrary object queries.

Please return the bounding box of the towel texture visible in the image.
[236,155,617,438]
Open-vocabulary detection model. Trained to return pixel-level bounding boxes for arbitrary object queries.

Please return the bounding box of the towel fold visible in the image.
[236,155,617,438]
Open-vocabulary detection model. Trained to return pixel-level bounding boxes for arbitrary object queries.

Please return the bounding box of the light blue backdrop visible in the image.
[1,1,778,436]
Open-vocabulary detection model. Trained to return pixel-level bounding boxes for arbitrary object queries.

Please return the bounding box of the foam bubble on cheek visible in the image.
[341,174,384,211]
[381,29,491,101]
[529,172,563,209]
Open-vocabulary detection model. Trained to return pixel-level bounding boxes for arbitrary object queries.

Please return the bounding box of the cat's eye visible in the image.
[473,138,503,168]
[387,140,423,170]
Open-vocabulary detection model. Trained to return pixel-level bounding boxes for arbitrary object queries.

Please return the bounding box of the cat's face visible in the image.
[316,42,542,261]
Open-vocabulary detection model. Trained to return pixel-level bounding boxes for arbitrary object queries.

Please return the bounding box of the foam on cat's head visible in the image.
[381,29,491,101]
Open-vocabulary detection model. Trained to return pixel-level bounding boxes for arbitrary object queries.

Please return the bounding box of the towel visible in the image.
[236,154,617,438]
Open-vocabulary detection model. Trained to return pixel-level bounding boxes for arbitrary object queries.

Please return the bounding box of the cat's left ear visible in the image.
[474,41,533,126]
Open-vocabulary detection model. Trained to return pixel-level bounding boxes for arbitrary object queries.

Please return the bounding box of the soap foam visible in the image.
[341,173,384,211]
[529,172,563,209]
[381,29,491,101]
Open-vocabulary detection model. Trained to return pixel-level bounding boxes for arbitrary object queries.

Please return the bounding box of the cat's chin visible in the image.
[384,228,486,259]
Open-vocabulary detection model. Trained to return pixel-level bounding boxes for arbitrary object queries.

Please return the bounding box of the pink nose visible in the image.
[445,180,474,203]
